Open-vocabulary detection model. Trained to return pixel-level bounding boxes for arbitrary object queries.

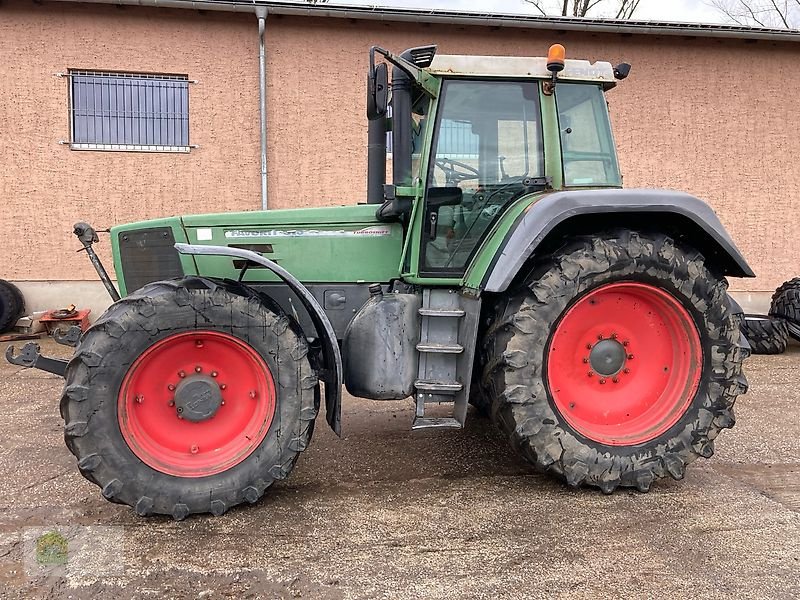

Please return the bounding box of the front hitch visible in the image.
[6,342,67,377]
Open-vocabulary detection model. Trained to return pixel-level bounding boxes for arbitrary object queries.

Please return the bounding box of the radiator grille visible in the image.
[118,228,183,294]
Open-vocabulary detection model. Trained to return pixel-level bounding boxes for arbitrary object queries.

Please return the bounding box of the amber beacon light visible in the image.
[547,43,566,73]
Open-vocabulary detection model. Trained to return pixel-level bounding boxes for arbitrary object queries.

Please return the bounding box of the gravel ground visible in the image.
[0,339,798,599]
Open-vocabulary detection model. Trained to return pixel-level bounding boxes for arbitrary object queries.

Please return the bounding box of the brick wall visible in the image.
[1,1,798,292]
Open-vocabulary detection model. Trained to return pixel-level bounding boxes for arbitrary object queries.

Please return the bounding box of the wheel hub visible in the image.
[589,339,627,376]
[117,331,276,478]
[174,375,222,422]
[546,282,703,446]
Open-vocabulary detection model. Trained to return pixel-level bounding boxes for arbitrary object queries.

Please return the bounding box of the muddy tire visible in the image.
[61,277,319,519]
[482,230,748,493]
[740,315,789,355]
[0,279,24,333]
[770,278,800,342]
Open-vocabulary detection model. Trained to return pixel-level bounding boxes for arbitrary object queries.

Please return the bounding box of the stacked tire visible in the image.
[770,277,800,344]
[739,277,800,355]
[0,279,25,333]
[740,315,789,355]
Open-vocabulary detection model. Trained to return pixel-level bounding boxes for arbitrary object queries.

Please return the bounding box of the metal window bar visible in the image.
[68,70,190,152]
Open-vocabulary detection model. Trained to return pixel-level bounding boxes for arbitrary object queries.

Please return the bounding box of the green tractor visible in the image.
[9,44,753,519]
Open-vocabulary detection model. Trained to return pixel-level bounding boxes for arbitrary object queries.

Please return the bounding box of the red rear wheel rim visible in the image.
[546,282,702,446]
[118,331,276,477]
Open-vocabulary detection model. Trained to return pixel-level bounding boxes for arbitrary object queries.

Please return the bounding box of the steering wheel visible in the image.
[434,157,480,186]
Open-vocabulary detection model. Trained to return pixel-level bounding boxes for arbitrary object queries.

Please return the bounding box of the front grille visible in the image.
[118,227,183,293]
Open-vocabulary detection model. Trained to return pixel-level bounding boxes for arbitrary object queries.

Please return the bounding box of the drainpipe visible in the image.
[255,6,268,210]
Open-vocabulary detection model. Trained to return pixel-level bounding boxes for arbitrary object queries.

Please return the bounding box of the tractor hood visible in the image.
[111,204,404,296]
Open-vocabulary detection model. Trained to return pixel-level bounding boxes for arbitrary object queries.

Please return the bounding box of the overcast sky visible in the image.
[312,1,727,24]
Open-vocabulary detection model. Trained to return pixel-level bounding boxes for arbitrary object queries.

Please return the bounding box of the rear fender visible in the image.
[482,189,755,293]
[175,244,342,436]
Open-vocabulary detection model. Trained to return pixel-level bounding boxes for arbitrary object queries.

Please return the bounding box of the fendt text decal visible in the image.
[224,226,392,239]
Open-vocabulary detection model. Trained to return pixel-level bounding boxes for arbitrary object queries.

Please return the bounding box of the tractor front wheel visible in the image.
[482,230,748,493]
[61,277,319,519]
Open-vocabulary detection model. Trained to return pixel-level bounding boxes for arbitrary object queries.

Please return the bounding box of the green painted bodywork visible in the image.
[110,67,619,297]
[112,205,404,295]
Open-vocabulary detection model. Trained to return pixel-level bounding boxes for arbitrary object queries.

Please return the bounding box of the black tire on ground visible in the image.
[481,230,748,494]
[0,279,24,333]
[740,315,789,355]
[60,277,319,519]
[770,277,800,342]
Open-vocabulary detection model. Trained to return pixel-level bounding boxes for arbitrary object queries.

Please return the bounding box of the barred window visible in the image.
[69,70,190,152]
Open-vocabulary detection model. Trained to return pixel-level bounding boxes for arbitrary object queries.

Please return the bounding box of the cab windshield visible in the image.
[423,79,544,272]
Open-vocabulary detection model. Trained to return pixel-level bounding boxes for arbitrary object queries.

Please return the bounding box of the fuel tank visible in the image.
[343,285,420,400]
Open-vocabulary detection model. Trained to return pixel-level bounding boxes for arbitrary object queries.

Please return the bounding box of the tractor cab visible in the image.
[367,44,629,283]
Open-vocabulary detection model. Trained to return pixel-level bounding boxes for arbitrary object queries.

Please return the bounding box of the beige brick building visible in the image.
[2,0,799,316]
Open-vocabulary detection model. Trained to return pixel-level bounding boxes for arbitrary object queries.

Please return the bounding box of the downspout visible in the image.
[256,6,268,210]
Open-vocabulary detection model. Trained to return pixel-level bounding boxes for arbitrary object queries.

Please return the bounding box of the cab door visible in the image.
[416,79,546,279]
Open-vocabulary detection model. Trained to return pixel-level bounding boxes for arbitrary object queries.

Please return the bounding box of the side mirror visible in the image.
[367,63,389,120]
[427,186,463,208]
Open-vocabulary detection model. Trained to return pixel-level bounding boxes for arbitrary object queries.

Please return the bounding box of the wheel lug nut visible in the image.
[195,366,202,373]
[167,384,176,391]
[220,384,227,390]
[586,344,593,350]
[221,400,225,406]
[195,340,203,348]
[612,377,619,383]
[135,395,144,404]
[569,402,575,409]
[627,354,634,360]
[178,370,186,378]
[623,341,629,347]
[599,379,607,385]
[582,358,589,364]
[211,371,218,378]
[624,368,630,374]
[190,445,199,454]
[597,334,604,340]
[249,390,257,399]
[611,333,617,339]
[168,400,175,407]
[588,371,594,377]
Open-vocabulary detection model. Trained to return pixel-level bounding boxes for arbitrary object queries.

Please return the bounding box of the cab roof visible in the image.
[426,55,617,87]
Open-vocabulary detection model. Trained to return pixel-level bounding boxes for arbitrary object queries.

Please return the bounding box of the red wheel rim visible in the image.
[118,331,276,477]
[546,282,702,446]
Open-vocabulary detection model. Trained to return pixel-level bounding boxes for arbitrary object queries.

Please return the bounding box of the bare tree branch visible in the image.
[523,0,641,18]
[707,0,799,28]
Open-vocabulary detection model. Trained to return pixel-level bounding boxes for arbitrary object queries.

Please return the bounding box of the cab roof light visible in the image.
[547,43,566,73]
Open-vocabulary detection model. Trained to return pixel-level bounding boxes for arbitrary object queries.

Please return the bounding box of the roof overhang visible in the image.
[45,0,800,43]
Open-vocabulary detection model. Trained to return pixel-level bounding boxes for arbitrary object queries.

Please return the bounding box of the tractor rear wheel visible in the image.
[61,277,319,519]
[482,230,748,493]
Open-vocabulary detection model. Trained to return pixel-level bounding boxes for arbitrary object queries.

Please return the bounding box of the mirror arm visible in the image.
[371,46,422,82]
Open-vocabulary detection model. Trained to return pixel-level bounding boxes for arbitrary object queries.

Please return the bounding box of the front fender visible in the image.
[482,189,755,293]
[175,243,342,436]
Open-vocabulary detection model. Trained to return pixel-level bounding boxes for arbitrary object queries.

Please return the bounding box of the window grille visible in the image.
[437,120,479,158]
[386,119,479,158]
[69,70,190,152]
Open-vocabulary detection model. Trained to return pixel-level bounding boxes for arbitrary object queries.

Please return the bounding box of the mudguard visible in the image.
[483,188,755,293]
[175,243,342,436]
